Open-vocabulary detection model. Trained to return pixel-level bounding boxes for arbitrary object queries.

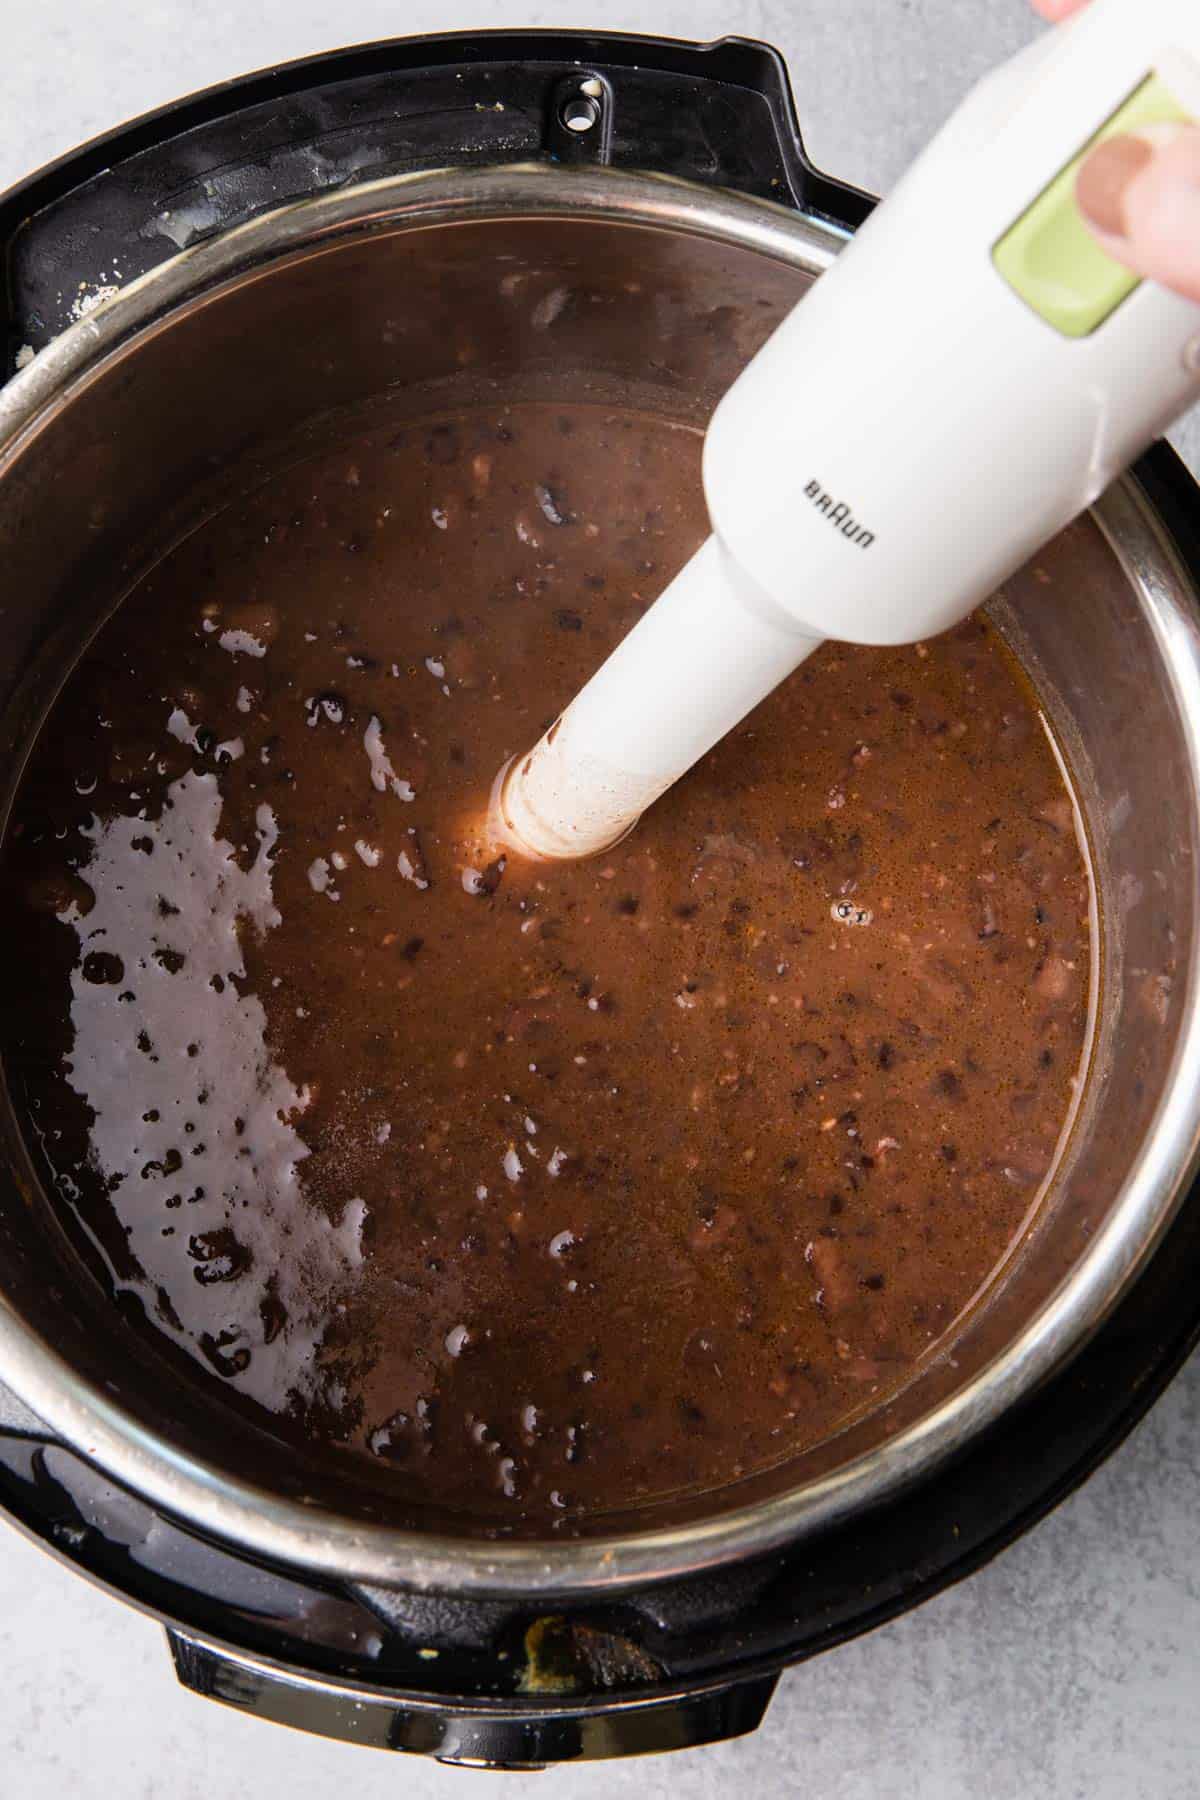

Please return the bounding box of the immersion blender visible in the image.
[495,0,1200,860]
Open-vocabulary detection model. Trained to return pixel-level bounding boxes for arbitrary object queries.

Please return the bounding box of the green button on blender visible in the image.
[993,73,1191,338]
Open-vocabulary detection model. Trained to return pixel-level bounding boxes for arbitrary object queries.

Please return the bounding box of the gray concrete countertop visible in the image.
[1,2,1198,1793]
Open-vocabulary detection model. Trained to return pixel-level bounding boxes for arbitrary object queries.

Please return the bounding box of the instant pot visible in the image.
[2,30,1200,1769]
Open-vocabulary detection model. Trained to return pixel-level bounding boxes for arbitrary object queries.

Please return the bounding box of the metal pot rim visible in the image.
[3,162,1199,1597]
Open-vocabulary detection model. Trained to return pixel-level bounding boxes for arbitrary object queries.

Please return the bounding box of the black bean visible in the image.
[199,1332,251,1378]
[475,855,506,896]
[306,691,348,727]
[188,1228,251,1285]
[82,951,124,985]
[535,483,571,526]
[425,424,460,464]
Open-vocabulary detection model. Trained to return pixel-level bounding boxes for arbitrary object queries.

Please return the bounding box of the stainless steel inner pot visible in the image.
[2,164,1199,1596]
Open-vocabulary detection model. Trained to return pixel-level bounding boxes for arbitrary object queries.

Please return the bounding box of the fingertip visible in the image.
[1121,142,1200,305]
[1075,126,1200,306]
[1075,135,1153,237]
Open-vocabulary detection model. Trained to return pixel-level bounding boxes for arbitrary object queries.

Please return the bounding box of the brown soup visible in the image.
[0,401,1092,1524]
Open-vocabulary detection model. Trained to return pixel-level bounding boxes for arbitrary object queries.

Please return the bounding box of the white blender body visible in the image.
[497,0,1200,860]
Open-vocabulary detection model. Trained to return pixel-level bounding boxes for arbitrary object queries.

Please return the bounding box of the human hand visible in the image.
[1032,0,1200,303]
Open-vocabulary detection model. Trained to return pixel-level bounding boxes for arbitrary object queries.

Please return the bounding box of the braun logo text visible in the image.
[804,479,875,549]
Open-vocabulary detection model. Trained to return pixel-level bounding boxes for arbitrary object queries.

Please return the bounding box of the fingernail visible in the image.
[1076,134,1154,237]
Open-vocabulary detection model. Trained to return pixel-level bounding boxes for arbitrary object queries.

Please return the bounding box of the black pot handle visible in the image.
[167,1628,779,1768]
[1,29,870,369]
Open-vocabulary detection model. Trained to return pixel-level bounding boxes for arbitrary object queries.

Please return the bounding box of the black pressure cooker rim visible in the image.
[1,25,873,372]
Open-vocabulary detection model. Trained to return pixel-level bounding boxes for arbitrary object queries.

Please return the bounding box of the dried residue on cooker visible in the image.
[60,761,365,1409]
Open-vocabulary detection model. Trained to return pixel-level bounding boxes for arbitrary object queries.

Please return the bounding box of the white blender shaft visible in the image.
[500,0,1200,860]
[495,539,819,859]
